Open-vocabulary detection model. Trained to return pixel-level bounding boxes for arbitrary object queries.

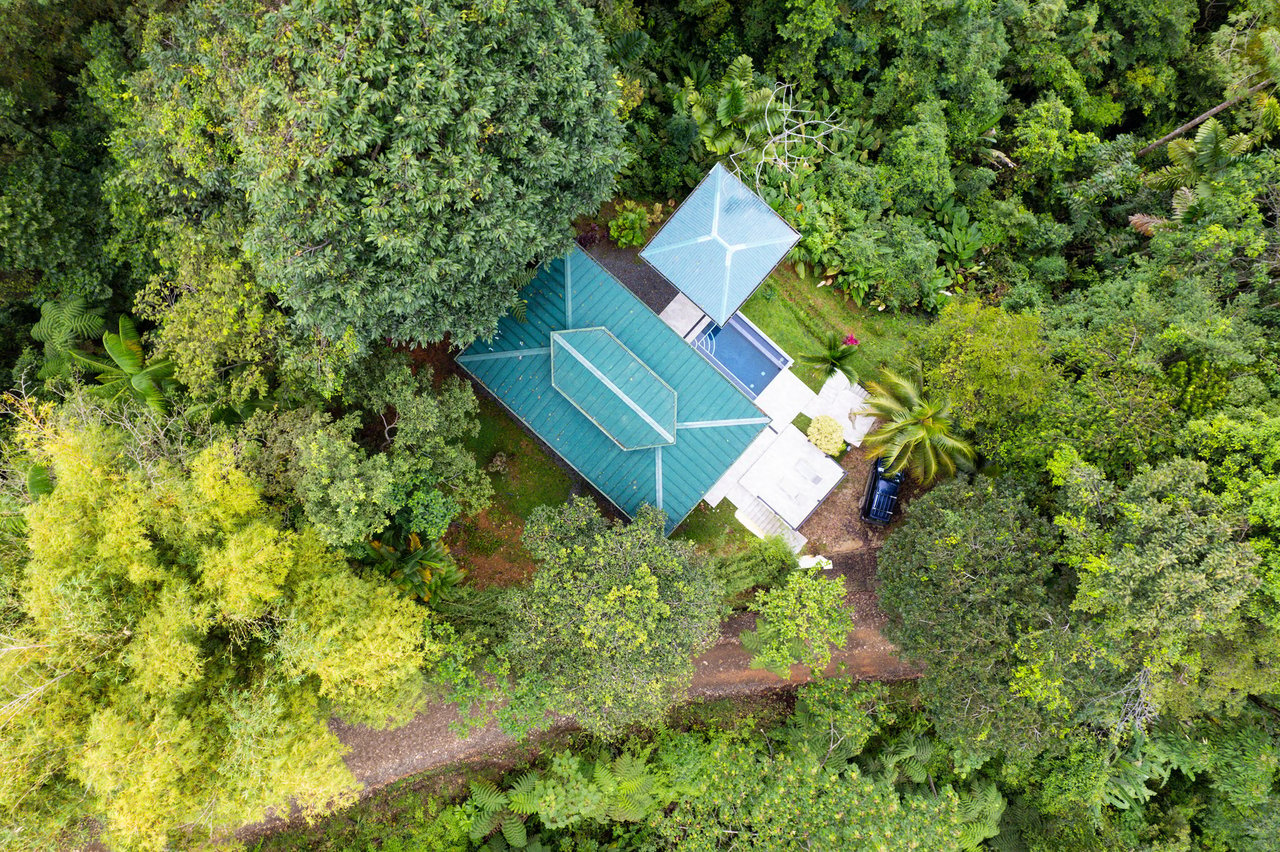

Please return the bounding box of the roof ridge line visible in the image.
[554,332,675,444]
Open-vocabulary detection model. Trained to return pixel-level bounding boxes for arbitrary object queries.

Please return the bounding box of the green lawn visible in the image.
[741,268,922,392]
[449,395,574,585]
[463,395,573,521]
[673,499,757,556]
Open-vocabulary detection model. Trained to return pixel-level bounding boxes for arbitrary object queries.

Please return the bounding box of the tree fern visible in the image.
[29,297,106,380]
[958,781,1006,849]
[506,772,540,815]
[468,780,509,842]
[1144,118,1256,195]
[499,812,527,848]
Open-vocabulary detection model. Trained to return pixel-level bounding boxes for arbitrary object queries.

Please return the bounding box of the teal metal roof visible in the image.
[457,247,770,533]
[640,163,799,326]
[550,328,677,451]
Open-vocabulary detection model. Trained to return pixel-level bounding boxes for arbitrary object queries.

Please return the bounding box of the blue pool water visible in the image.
[697,315,788,399]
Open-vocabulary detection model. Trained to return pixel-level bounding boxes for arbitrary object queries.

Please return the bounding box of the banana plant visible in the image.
[364,531,465,604]
[71,316,178,413]
[936,208,986,273]
[683,55,775,156]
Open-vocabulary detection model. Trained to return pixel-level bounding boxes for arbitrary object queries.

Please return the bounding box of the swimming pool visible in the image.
[695,314,792,399]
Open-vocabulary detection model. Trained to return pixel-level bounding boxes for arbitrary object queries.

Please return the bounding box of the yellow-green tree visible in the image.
[0,395,441,851]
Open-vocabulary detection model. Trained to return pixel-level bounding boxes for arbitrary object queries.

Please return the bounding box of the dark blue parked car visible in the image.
[860,458,904,525]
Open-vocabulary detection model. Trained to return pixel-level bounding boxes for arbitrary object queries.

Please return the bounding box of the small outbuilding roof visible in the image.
[457,247,770,533]
[640,163,799,327]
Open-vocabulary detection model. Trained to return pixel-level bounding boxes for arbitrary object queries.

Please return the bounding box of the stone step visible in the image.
[734,498,807,553]
[686,315,717,344]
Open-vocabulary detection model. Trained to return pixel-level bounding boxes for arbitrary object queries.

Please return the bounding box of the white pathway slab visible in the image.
[754,368,816,426]
[705,426,781,507]
[803,373,875,446]
[657,293,709,340]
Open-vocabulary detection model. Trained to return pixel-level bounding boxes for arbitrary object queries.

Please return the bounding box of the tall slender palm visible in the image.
[861,367,975,484]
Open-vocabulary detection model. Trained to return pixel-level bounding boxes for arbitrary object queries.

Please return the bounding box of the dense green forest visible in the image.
[1,0,1278,849]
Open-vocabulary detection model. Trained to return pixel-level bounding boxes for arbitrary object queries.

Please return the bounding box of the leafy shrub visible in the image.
[574,222,604,248]
[502,498,720,735]
[294,415,398,546]
[363,532,464,604]
[708,535,798,602]
[608,200,661,247]
[807,415,845,456]
[742,565,853,677]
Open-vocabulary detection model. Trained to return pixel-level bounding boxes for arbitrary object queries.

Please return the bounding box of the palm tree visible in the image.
[797,332,858,384]
[861,367,975,484]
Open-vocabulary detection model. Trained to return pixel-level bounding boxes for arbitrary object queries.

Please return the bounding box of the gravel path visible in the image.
[583,240,678,315]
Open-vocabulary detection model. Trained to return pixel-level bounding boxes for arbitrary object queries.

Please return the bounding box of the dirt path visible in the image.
[235,565,915,844]
[329,565,913,793]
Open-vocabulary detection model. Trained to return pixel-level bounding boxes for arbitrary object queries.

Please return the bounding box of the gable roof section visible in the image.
[640,163,800,326]
[550,328,677,451]
[457,247,769,533]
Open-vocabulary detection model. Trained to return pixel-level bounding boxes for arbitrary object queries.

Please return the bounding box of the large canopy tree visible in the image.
[876,476,1058,760]
[115,0,625,352]
[502,498,720,736]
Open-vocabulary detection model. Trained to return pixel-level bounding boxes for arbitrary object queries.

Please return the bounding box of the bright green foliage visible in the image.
[0,403,444,849]
[878,477,1058,758]
[134,229,285,406]
[28,296,105,381]
[878,101,954,216]
[656,738,966,851]
[133,0,626,351]
[1010,95,1100,189]
[1186,410,1280,626]
[1048,449,1265,720]
[742,564,853,677]
[683,55,773,157]
[862,367,976,483]
[913,299,1059,460]
[276,568,432,729]
[294,414,398,546]
[70,315,178,413]
[465,749,669,846]
[806,414,845,456]
[608,200,658,247]
[796,331,857,384]
[503,498,720,735]
[288,353,491,547]
[1145,118,1257,195]
[706,534,798,602]
[364,532,465,605]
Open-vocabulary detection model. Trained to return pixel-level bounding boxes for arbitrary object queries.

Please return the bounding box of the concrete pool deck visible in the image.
[658,292,711,340]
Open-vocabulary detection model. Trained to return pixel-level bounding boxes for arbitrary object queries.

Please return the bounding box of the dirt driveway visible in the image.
[232,561,915,846]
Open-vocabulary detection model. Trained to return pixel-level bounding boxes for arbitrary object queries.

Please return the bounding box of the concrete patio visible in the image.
[703,364,876,552]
